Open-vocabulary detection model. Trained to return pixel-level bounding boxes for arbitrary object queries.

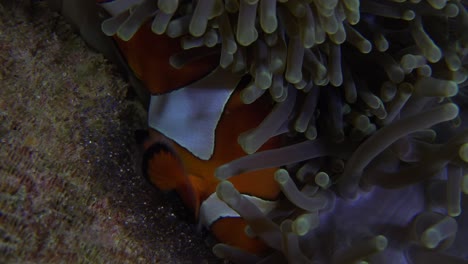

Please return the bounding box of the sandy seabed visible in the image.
[0,1,218,263]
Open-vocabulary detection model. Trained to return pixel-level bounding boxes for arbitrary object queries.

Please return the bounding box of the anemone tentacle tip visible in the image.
[458,143,468,163]
[443,103,459,119]
[212,244,225,258]
[274,169,289,184]
[374,235,389,251]
[422,229,441,249]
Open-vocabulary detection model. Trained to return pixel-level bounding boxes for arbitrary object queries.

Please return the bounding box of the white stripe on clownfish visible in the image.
[148,67,243,160]
[199,192,277,230]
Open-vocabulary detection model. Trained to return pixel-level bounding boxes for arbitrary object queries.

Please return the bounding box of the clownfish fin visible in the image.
[142,142,184,190]
[142,141,200,215]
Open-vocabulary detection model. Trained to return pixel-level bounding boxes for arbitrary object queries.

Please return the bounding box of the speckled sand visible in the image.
[0,1,218,263]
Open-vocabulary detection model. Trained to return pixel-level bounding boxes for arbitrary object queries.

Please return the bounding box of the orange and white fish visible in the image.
[97,0,283,256]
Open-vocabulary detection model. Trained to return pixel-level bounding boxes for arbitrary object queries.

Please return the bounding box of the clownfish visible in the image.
[97,1,282,256]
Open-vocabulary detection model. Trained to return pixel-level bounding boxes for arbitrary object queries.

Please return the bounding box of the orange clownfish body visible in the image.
[99,1,281,256]
[142,88,281,255]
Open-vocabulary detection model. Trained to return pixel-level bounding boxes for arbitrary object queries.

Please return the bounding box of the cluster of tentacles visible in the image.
[101,0,467,263]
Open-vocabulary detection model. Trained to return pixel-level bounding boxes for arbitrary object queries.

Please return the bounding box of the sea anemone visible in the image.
[52,0,468,263]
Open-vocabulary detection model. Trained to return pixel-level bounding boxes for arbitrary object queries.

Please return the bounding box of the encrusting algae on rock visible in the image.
[0,1,217,263]
[8,0,468,263]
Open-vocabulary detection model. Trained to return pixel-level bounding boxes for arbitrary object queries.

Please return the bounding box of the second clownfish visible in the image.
[99,2,282,256]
